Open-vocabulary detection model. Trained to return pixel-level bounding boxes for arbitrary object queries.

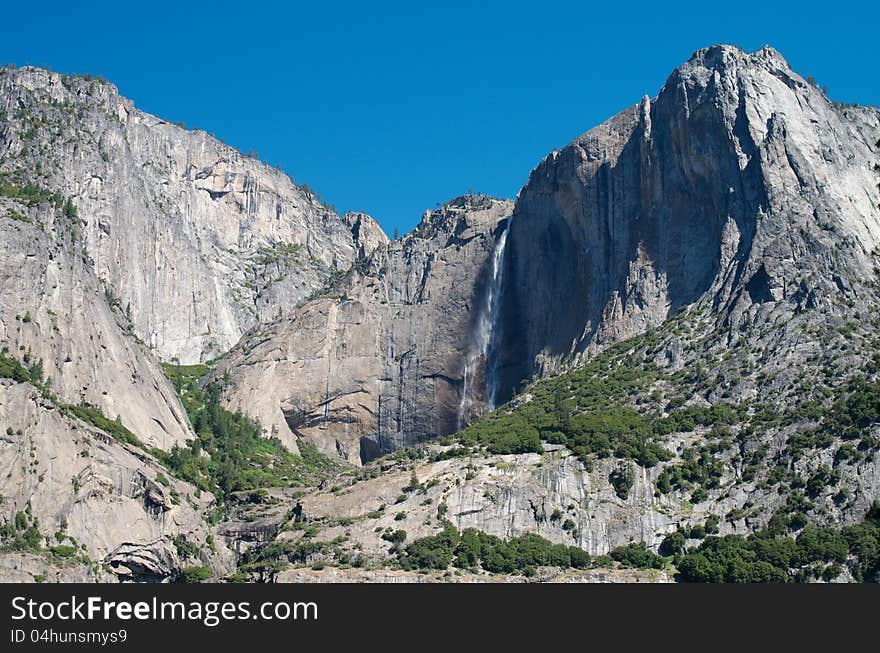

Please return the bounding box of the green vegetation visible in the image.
[0,504,41,553]
[0,174,81,233]
[62,197,78,219]
[777,373,879,470]
[157,362,344,506]
[175,566,212,583]
[253,243,303,267]
[609,463,635,500]
[676,503,880,582]
[455,335,742,468]
[387,504,879,581]
[398,526,591,574]
[48,545,78,558]
[0,180,58,207]
[237,540,328,579]
[60,404,141,447]
[382,529,407,545]
[0,347,43,385]
[458,342,652,464]
[655,445,724,496]
[159,382,339,498]
[4,208,30,223]
[161,361,211,407]
[609,542,666,569]
[451,308,879,531]
[659,530,686,557]
[824,376,880,442]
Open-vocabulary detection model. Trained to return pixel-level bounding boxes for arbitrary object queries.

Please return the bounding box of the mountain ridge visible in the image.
[1,44,879,582]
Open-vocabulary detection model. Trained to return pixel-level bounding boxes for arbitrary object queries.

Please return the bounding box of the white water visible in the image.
[456,218,511,430]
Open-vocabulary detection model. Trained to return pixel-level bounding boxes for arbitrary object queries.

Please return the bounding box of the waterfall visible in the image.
[456,217,511,430]
[484,220,510,407]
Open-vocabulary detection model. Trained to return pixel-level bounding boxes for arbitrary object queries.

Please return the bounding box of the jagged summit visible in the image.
[684,43,789,67]
[411,193,511,239]
[495,41,880,399]
[442,192,505,209]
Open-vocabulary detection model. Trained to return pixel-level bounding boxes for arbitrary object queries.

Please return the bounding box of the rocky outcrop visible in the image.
[277,566,670,583]
[495,45,880,400]
[0,380,234,581]
[0,554,109,582]
[294,437,876,562]
[292,444,680,557]
[343,211,390,260]
[0,66,376,365]
[217,195,514,460]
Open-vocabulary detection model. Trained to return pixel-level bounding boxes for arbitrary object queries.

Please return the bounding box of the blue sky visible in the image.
[2,1,877,235]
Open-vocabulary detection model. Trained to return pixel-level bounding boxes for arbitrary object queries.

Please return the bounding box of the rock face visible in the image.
[218,45,880,466]
[276,566,669,583]
[1,44,879,583]
[217,195,514,460]
[0,194,190,450]
[495,45,880,400]
[0,380,234,581]
[293,444,681,558]
[0,554,108,583]
[0,65,375,580]
[0,66,378,365]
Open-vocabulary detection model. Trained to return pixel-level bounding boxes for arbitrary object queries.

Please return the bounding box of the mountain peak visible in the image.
[502,42,880,401]
[683,43,790,71]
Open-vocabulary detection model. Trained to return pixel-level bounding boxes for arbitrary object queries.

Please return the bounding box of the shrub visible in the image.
[49,545,78,558]
[609,463,635,500]
[656,446,723,496]
[175,566,212,583]
[400,527,459,570]
[381,530,407,545]
[609,542,665,569]
[1,509,42,553]
[659,531,686,557]
[173,536,200,560]
[705,514,720,535]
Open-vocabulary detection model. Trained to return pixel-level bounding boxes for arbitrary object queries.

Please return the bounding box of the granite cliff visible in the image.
[213,45,880,581]
[1,44,879,582]
[495,45,880,399]
[215,194,514,460]
[0,66,381,366]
